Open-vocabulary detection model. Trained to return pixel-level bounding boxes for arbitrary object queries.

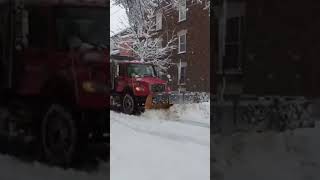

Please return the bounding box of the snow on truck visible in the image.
[0,0,108,165]
[110,56,172,114]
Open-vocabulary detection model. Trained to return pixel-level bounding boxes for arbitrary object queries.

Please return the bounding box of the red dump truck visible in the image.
[110,56,172,114]
[0,0,108,165]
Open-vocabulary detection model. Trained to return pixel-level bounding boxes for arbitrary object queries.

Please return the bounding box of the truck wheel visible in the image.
[122,94,136,114]
[41,104,77,165]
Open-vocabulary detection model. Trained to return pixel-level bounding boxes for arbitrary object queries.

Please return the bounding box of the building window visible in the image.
[178,30,187,53]
[156,11,162,30]
[178,61,187,85]
[223,16,243,70]
[178,0,187,22]
[218,1,246,73]
[137,25,143,37]
[157,37,163,49]
[180,66,186,84]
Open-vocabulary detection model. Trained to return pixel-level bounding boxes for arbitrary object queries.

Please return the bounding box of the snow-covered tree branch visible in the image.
[111,9,177,72]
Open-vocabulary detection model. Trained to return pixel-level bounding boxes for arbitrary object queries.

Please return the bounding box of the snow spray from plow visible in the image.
[144,92,209,113]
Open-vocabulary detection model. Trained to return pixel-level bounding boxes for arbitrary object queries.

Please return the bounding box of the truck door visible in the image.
[115,63,127,92]
[15,6,50,95]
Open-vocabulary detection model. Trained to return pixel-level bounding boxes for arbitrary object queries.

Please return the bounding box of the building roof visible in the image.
[110,28,132,38]
[110,55,135,61]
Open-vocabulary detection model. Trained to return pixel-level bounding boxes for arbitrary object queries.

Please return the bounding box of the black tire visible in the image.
[41,104,77,166]
[122,93,136,115]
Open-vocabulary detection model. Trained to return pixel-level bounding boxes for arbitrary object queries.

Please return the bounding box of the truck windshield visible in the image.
[127,64,156,77]
[54,7,108,50]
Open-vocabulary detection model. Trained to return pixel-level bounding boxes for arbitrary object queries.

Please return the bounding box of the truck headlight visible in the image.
[133,81,146,92]
[82,81,95,93]
[135,86,145,92]
[82,81,108,93]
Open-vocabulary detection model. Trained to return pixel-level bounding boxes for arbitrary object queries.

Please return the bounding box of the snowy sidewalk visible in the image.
[213,127,320,180]
[110,102,210,180]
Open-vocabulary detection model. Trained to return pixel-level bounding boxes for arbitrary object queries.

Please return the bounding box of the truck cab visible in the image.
[111,59,171,114]
[0,0,109,165]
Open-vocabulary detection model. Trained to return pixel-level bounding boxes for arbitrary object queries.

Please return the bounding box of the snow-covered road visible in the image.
[110,102,210,180]
[0,155,108,180]
[213,125,320,180]
[0,102,209,180]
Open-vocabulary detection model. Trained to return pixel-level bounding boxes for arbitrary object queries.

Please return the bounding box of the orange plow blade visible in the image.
[145,94,172,110]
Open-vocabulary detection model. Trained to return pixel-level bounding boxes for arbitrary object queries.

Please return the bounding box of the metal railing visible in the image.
[169,91,210,104]
[213,96,315,134]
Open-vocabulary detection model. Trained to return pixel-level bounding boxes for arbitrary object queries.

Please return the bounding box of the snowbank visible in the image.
[111,102,210,180]
[213,128,320,180]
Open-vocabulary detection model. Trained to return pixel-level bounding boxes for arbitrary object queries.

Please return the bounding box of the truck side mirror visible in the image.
[115,64,119,77]
[167,74,172,82]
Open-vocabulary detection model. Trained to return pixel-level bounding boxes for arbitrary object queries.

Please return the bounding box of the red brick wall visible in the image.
[159,1,210,92]
[242,0,320,97]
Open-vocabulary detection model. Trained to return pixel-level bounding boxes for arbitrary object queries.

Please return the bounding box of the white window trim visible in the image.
[178,0,187,22]
[157,37,163,49]
[178,30,187,54]
[178,61,187,85]
[137,25,143,37]
[156,11,162,31]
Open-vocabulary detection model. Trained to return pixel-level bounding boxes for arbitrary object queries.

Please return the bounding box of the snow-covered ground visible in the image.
[213,126,320,180]
[110,102,210,180]
[0,155,108,180]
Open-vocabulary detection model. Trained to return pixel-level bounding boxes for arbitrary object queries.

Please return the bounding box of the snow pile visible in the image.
[213,127,320,180]
[111,102,210,180]
[0,156,108,180]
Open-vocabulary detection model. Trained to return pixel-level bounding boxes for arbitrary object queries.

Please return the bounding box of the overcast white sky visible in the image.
[110,0,129,36]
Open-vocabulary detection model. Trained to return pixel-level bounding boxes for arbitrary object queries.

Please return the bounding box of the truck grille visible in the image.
[151,84,165,93]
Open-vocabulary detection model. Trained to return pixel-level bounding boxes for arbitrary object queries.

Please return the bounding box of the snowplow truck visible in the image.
[0,0,108,165]
[110,57,172,114]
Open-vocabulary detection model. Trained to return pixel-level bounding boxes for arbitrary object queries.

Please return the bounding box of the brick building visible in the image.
[213,0,320,97]
[155,0,210,92]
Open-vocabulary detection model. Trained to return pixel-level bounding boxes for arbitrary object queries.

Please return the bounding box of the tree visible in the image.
[111,9,177,73]
[111,0,178,73]
[112,0,210,72]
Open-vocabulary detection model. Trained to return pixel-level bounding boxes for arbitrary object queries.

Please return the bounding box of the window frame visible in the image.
[178,0,187,22]
[155,11,162,31]
[137,25,143,37]
[157,37,163,49]
[178,61,187,85]
[178,32,187,54]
